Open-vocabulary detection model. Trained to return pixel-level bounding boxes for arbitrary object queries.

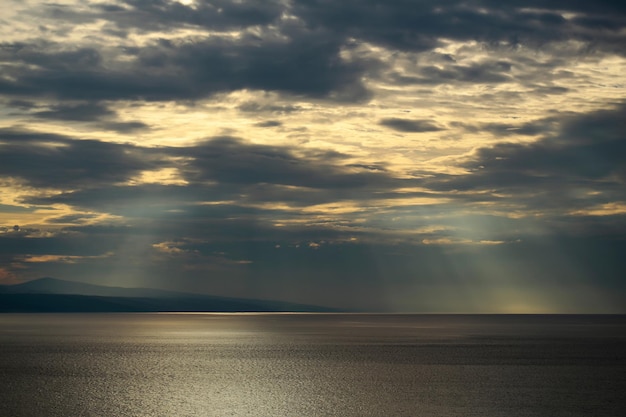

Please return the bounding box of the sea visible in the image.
[0,313,624,417]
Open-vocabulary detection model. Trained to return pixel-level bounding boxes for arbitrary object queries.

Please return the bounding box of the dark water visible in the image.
[0,314,625,416]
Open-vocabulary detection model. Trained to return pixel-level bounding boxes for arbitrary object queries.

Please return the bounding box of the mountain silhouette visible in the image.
[0,277,334,312]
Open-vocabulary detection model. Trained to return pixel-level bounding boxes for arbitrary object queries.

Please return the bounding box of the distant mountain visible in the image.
[0,277,198,298]
[0,277,334,313]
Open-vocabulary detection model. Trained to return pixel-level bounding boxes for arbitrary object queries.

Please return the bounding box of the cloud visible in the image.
[293,0,626,54]
[46,214,100,224]
[32,102,115,122]
[0,27,373,103]
[391,60,513,86]
[1,0,625,312]
[0,128,165,188]
[237,101,303,114]
[452,118,558,137]
[28,102,150,132]
[346,164,387,172]
[463,104,626,183]
[422,103,626,234]
[18,134,409,216]
[1,0,623,111]
[98,121,150,133]
[379,118,443,133]
[44,0,626,51]
[0,204,36,214]
[255,120,283,128]
[174,136,399,189]
[91,0,286,33]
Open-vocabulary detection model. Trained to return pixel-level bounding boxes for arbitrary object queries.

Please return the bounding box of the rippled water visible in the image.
[1,313,625,416]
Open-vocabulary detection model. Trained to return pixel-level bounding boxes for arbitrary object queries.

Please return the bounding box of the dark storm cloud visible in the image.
[379,118,443,133]
[36,0,284,37]
[33,102,115,121]
[471,0,626,15]
[346,164,387,172]
[27,101,150,132]
[0,27,371,102]
[16,102,610,232]
[255,120,283,128]
[2,1,622,107]
[237,102,303,114]
[390,60,514,86]
[23,181,382,215]
[463,104,626,183]
[23,184,218,213]
[452,118,558,136]
[99,121,150,133]
[175,136,395,189]
[422,104,626,225]
[293,0,626,53]
[44,0,626,49]
[93,0,285,32]
[12,133,408,212]
[7,100,39,110]
[0,128,164,188]
[0,204,36,214]
[141,30,371,101]
[46,214,100,224]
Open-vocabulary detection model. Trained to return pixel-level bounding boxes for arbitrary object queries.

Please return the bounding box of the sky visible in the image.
[1,0,625,312]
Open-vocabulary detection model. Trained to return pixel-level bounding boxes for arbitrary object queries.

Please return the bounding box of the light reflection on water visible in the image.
[0,313,625,416]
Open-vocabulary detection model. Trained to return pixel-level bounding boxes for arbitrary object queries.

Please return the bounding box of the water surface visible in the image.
[1,314,624,416]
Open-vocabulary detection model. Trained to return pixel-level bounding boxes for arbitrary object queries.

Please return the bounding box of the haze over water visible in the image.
[1,313,625,416]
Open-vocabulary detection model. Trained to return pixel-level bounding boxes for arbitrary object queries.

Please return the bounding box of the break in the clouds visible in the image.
[1,0,625,313]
